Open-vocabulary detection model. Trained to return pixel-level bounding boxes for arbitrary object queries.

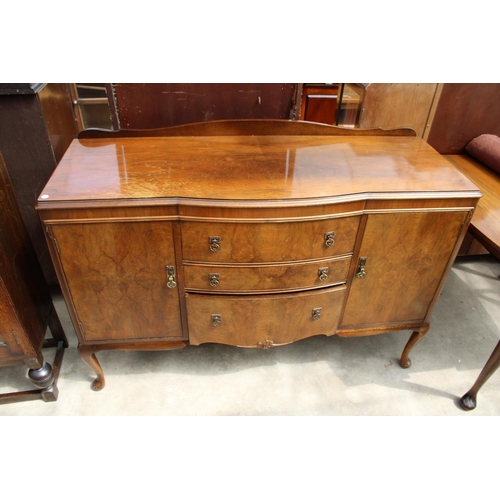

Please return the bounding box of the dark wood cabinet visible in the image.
[110,83,298,129]
[299,84,340,124]
[0,152,68,404]
[36,120,480,390]
[0,83,77,284]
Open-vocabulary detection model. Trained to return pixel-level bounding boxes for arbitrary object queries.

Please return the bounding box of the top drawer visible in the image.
[181,216,361,263]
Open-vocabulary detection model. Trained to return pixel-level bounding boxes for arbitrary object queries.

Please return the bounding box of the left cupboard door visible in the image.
[50,221,183,343]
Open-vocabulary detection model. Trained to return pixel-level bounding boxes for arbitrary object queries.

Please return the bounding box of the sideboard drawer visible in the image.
[183,255,351,293]
[186,286,346,347]
[181,217,360,263]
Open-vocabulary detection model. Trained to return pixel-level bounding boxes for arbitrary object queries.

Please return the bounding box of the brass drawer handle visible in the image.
[356,257,367,279]
[312,307,322,321]
[166,266,177,288]
[318,267,329,282]
[209,273,220,287]
[324,231,336,247]
[209,236,221,252]
[212,314,222,327]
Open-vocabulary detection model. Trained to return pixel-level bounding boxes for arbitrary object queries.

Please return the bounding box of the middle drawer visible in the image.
[183,255,351,293]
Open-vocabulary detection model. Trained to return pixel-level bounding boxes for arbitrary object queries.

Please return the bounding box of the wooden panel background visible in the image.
[358,83,440,137]
[112,83,297,129]
[427,83,500,154]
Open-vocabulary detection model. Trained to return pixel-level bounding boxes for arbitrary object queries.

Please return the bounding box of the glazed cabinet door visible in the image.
[341,211,468,328]
[50,221,183,342]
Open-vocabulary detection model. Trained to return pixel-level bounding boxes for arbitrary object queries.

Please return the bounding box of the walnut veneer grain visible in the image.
[186,287,347,347]
[36,120,481,390]
[51,221,183,342]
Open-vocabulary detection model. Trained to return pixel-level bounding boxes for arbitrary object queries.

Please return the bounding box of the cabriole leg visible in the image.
[400,325,430,369]
[78,346,105,391]
[460,339,500,411]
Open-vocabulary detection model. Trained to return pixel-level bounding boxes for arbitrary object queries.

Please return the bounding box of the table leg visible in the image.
[460,339,500,411]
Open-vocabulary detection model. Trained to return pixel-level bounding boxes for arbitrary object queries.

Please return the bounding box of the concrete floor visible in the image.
[1,255,499,416]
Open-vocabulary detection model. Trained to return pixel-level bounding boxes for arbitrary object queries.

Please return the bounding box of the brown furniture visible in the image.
[460,340,500,411]
[336,84,365,128]
[35,120,480,391]
[0,83,77,284]
[445,155,500,262]
[426,84,500,257]
[357,84,442,138]
[109,84,298,129]
[428,86,500,409]
[0,152,68,404]
[299,84,340,125]
[427,84,500,155]
[444,153,500,410]
[70,84,114,131]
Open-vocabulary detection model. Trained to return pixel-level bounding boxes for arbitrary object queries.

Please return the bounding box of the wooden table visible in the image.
[35,120,481,391]
[445,154,500,410]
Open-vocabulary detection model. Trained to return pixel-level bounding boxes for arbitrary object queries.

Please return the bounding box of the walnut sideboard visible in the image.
[35,120,481,391]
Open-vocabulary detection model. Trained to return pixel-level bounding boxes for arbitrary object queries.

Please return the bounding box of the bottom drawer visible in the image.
[186,286,346,347]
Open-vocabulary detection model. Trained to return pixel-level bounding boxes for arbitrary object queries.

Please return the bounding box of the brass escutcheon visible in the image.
[212,314,222,327]
[209,236,221,252]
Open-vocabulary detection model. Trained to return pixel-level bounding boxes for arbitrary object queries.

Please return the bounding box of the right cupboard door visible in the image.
[341,211,469,328]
